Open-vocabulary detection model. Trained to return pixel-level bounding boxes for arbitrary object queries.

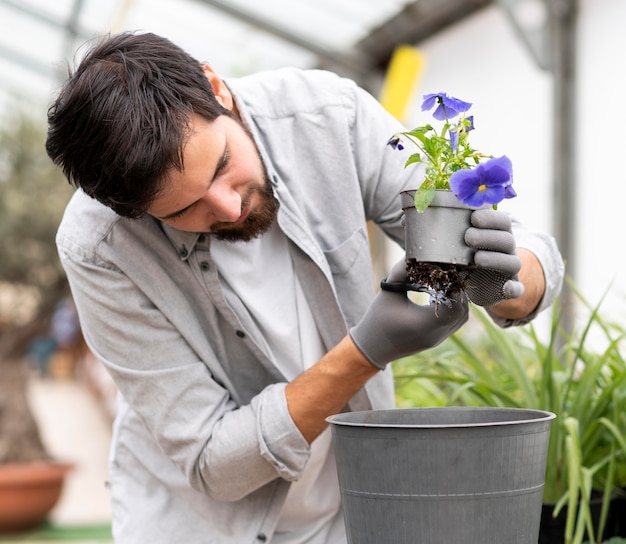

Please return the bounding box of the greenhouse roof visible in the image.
[0,0,491,104]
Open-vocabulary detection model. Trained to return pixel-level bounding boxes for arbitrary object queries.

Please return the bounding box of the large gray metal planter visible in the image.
[327,407,555,544]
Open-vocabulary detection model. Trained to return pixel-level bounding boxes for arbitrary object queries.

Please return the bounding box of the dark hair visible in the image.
[46,32,229,218]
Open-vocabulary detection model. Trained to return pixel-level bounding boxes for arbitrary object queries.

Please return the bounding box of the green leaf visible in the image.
[405,125,430,137]
[413,187,435,213]
[404,153,422,167]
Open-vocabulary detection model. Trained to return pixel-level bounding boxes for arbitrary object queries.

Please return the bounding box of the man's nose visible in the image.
[201,183,243,223]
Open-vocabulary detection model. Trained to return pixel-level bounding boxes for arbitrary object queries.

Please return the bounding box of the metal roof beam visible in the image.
[354,0,492,69]
[0,0,92,83]
[62,0,89,62]
[0,0,90,39]
[497,0,551,70]
[191,0,376,85]
[0,42,53,78]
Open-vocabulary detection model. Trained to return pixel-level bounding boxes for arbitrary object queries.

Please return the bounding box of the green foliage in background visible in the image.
[0,106,75,464]
[393,288,626,544]
[0,107,74,330]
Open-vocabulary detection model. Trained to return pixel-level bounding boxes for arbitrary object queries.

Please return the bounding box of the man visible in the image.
[46,32,563,543]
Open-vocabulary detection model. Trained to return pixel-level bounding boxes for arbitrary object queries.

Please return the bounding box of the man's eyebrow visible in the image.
[157,146,229,221]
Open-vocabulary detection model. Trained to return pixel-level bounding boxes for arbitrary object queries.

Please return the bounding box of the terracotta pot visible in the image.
[0,462,73,533]
[401,189,482,265]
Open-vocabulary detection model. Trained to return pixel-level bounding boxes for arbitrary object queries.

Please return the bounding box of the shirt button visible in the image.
[179,246,188,258]
[236,330,245,338]
[257,534,267,542]
[200,261,210,271]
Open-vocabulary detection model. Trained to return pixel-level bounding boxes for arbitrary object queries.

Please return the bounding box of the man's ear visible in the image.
[201,63,235,111]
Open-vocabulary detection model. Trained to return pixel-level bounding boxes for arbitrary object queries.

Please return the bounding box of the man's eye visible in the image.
[216,148,230,175]
[168,206,191,220]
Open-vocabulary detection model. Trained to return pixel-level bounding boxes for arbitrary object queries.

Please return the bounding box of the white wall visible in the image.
[575,0,626,316]
[391,0,626,327]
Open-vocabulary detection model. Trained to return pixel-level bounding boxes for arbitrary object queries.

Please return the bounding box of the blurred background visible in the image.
[0,0,623,540]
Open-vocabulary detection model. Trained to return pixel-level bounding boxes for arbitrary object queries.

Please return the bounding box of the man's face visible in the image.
[148,114,278,241]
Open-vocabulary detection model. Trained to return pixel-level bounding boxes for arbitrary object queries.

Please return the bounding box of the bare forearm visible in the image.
[285,336,379,443]
[489,248,545,320]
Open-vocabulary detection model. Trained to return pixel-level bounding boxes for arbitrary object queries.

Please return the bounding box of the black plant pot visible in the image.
[539,496,621,544]
[614,493,626,537]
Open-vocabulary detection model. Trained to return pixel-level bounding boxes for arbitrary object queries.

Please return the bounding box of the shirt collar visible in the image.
[227,80,282,185]
[159,222,204,261]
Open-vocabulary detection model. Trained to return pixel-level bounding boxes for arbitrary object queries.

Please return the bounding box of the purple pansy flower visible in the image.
[386,134,404,150]
[449,155,515,207]
[422,92,472,121]
[386,91,516,212]
[449,131,459,155]
[449,115,474,153]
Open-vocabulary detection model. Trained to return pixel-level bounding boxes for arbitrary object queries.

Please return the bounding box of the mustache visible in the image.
[210,176,278,242]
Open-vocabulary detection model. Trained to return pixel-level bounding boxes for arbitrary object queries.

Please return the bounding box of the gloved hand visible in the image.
[463,209,524,307]
[349,259,469,369]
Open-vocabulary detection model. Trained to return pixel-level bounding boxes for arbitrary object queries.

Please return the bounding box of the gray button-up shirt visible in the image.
[56,67,564,543]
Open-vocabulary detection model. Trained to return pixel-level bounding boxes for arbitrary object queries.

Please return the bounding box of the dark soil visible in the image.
[406,259,468,303]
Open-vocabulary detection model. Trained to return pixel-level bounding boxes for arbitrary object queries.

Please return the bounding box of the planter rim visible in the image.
[400,188,478,211]
[0,462,74,487]
[327,407,556,429]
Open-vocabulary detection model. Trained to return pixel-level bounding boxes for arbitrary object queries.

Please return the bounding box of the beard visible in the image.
[209,173,279,242]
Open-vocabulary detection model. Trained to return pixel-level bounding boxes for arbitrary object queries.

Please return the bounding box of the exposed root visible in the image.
[406,259,468,309]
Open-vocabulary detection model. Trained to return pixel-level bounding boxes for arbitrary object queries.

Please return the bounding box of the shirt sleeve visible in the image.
[486,221,565,328]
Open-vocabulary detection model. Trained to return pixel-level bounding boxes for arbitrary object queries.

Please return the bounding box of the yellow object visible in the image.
[379,45,426,122]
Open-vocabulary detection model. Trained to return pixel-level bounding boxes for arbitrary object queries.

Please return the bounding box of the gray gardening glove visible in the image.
[463,209,524,307]
[349,259,469,369]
